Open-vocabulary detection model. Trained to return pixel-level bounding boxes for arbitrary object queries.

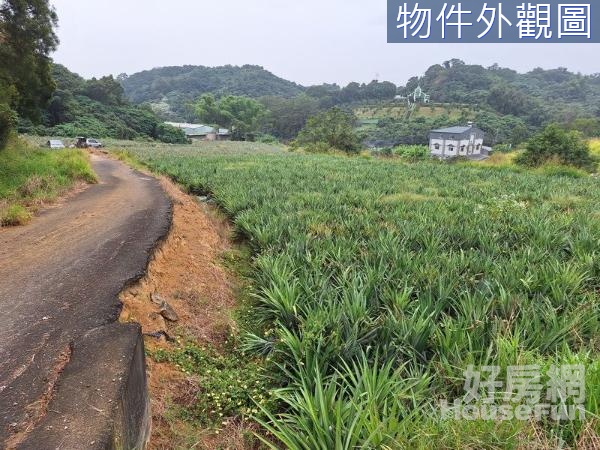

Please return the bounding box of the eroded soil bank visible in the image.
[119,173,260,449]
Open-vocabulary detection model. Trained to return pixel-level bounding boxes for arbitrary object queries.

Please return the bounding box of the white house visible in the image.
[429,123,485,159]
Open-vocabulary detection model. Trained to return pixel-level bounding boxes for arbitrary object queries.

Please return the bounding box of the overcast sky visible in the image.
[50,0,599,87]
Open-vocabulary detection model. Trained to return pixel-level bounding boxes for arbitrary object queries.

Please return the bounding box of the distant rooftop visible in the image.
[431,126,474,134]
[165,122,230,136]
[165,122,205,129]
[186,125,215,135]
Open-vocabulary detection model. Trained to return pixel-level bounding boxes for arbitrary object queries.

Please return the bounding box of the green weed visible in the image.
[0,137,96,226]
[1,203,31,225]
[150,343,277,425]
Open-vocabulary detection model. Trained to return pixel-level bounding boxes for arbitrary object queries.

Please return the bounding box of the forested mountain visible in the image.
[118,60,599,146]
[13,58,598,145]
[19,64,187,143]
[120,65,305,119]
[364,60,600,147]
[401,59,600,125]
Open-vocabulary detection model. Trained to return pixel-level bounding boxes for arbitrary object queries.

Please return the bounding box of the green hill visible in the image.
[16,60,600,146]
[120,65,305,120]
[359,61,600,147]
[402,60,600,125]
[118,61,600,145]
[19,65,187,143]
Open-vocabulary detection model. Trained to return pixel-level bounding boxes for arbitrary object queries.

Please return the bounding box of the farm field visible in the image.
[121,142,600,448]
[354,103,474,121]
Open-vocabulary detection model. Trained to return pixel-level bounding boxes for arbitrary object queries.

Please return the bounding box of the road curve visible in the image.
[0,154,171,447]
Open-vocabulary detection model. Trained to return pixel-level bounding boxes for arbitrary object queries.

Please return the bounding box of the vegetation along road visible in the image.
[0,154,171,448]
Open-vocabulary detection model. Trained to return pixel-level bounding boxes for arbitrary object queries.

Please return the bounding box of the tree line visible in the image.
[0,0,58,147]
[0,0,187,147]
[2,1,598,154]
[22,64,188,143]
[122,59,600,149]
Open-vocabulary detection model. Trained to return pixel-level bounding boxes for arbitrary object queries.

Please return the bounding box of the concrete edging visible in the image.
[18,322,151,450]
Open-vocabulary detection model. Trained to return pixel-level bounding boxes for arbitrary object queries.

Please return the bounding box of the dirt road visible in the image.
[0,154,171,447]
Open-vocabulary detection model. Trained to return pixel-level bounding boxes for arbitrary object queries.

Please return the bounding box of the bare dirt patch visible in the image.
[120,175,237,347]
[119,173,254,449]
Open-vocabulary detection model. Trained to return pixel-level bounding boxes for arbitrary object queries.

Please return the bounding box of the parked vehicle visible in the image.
[47,139,65,149]
[74,137,103,149]
[86,138,103,148]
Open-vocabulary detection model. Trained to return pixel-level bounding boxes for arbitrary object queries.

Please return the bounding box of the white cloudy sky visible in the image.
[50,0,599,86]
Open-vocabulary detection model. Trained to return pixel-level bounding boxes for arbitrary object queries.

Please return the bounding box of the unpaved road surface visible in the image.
[0,154,171,446]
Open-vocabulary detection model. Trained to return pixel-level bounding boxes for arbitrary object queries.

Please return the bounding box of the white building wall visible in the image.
[458,139,469,156]
[444,139,459,157]
[430,138,444,155]
[430,129,485,158]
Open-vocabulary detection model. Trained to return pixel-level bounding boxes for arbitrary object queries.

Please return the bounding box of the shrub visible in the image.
[494,143,514,153]
[255,133,279,144]
[154,123,189,144]
[393,144,429,160]
[1,204,32,226]
[376,147,393,157]
[516,124,594,170]
[303,142,332,154]
[590,139,600,162]
[295,108,361,154]
[0,103,17,149]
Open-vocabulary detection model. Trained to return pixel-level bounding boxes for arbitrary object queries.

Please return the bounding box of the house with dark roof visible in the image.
[185,125,231,141]
[429,123,485,159]
[165,122,231,141]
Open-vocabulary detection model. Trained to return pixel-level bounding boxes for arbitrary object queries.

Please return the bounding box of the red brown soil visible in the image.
[119,173,253,449]
[120,175,237,347]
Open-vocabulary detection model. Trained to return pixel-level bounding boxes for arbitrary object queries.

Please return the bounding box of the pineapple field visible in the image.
[123,142,600,448]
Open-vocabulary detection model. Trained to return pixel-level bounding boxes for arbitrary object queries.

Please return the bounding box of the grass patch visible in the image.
[536,163,588,178]
[354,104,473,121]
[150,343,276,425]
[1,204,32,226]
[589,138,600,158]
[470,151,595,178]
[476,150,519,167]
[0,137,96,226]
[112,149,149,172]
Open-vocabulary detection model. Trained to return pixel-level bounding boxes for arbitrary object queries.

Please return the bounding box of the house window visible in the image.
[434,143,440,150]
[476,144,481,150]
[448,145,455,152]
[460,145,465,152]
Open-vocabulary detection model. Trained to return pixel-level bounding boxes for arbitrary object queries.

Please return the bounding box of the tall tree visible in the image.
[260,95,320,139]
[295,107,361,153]
[194,94,266,140]
[193,94,229,128]
[0,0,59,121]
[83,76,126,106]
